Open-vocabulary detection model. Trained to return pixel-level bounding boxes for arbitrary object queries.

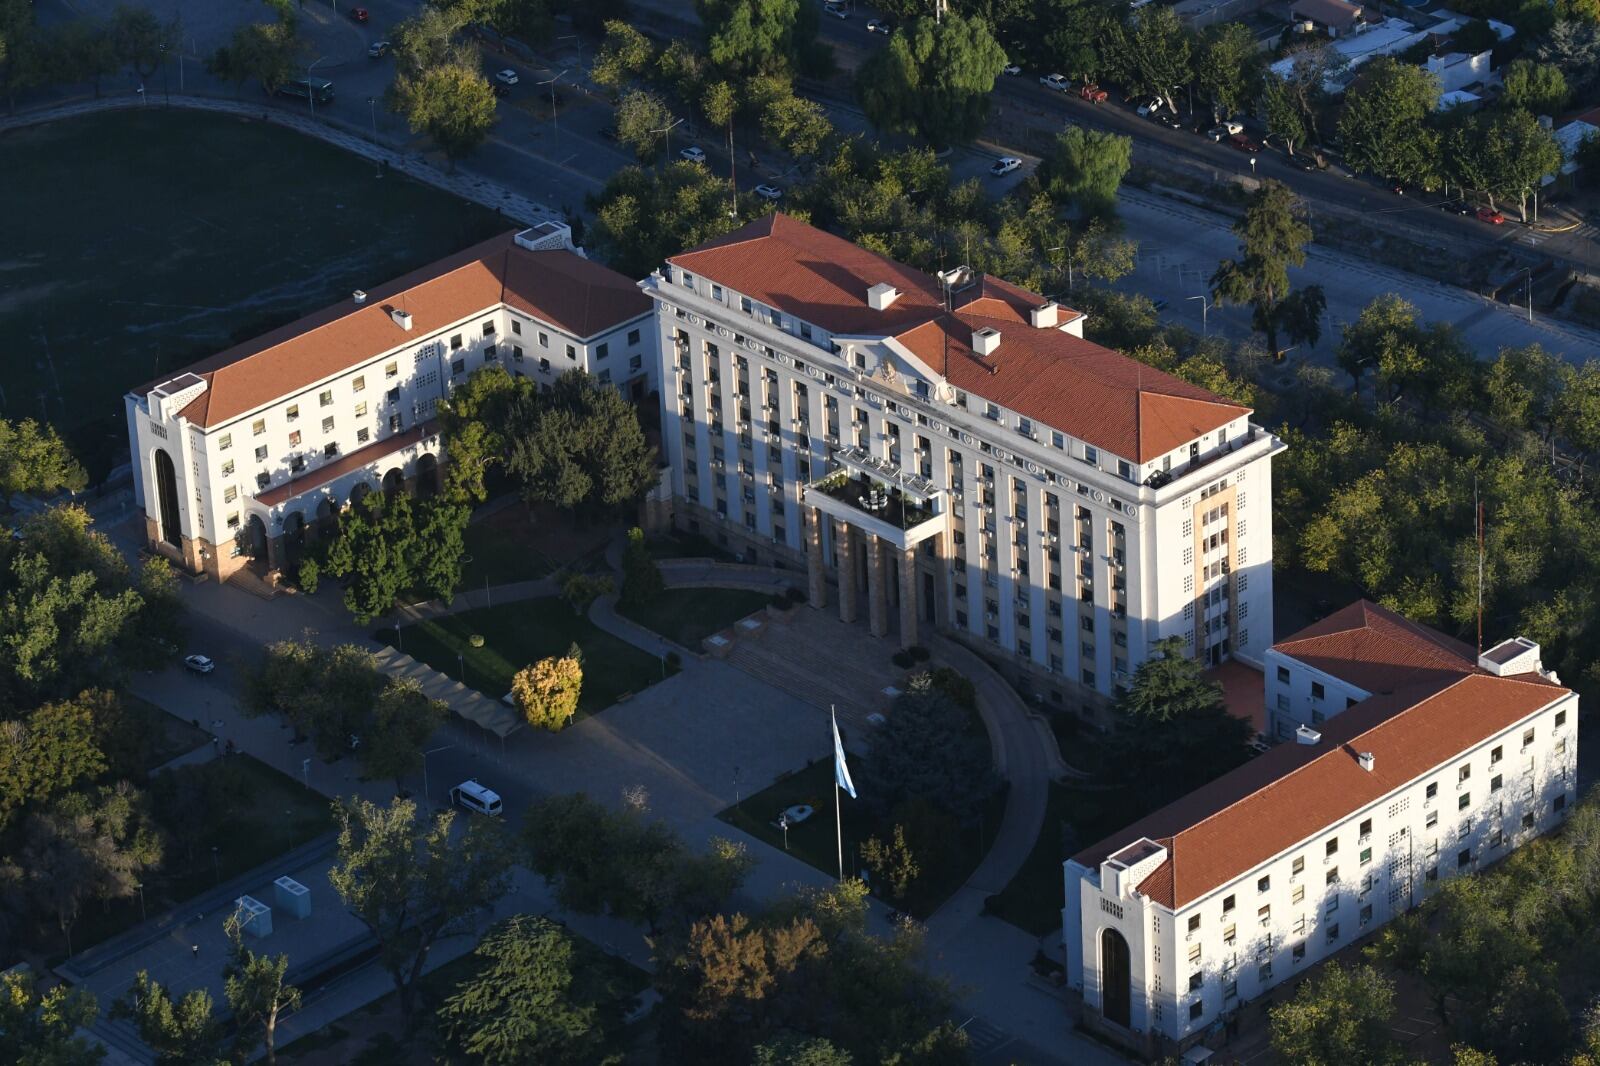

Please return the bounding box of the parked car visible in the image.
[451,780,503,817]
[1039,73,1070,91]
[680,145,706,163]
[1136,99,1163,115]
[1476,206,1506,224]
[1156,112,1183,128]
[1228,132,1262,153]
[1439,198,1472,215]
[184,654,216,675]
[1207,121,1244,141]
[348,6,368,21]
[1079,83,1108,103]
[990,156,1021,176]
[494,69,519,86]
[1002,63,1022,76]
[866,18,892,33]
[367,40,389,58]
[754,183,783,200]
[824,2,848,17]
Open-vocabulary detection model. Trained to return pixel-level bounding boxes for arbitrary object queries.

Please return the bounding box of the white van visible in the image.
[450,780,503,817]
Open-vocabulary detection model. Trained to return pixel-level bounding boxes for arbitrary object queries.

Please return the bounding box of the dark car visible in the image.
[1440,198,1472,215]
[1228,133,1262,153]
[349,7,369,22]
[367,40,390,58]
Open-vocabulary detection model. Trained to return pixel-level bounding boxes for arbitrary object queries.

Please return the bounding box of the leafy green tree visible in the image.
[391,61,498,166]
[112,971,224,1066]
[1555,359,1600,457]
[1337,294,1472,409]
[1194,21,1259,123]
[590,162,740,277]
[859,824,919,906]
[206,15,300,97]
[1210,180,1317,356]
[1103,637,1252,806]
[862,671,998,819]
[1034,0,1107,83]
[1337,58,1441,185]
[0,693,107,826]
[0,967,103,1066]
[615,88,676,162]
[753,1035,853,1066]
[437,915,602,1065]
[1122,6,1193,115]
[522,792,753,934]
[243,640,385,758]
[393,2,475,74]
[511,653,583,731]
[43,18,118,98]
[0,418,86,501]
[1501,58,1569,114]
[857,13,1006,149]
[1483,344,1561,437]
[1039,126,1132,219]
[1537,19,1600,96]
[223,910,301,1066]
[322,492,417,624]
[757,79,833,158]
[1269,962,1402,1066]
[413,497,470,601]
[505,369,657,516]
[328,796,514,1017]
[108,4,178,80]
[360,678,447,795]
[697,0,822,77]
[591,19,654,89]
[621,527,665,605]
[1261,75,1312,157]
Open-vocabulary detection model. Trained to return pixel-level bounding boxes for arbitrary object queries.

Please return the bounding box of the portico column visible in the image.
[836,520,858,623]
[806,506,827,609]
[899,548,918,649]
[866,534,889,638]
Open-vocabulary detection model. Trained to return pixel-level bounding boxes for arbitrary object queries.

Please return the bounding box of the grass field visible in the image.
[0,109,506,478]
[617,587,773,647]
[378,597,671,715]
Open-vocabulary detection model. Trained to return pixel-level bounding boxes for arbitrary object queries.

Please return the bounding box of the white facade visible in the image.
[1265,646,1368,739]
[1064,675,1578,1051]
[642,259,1283,706]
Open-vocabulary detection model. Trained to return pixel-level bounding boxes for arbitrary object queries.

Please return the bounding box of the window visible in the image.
[1325,839,1338,858]
[1458,793,1471,810]
[597,342,609,360]
[1311,681,1325,700]
[386,387,400,405]
[1084,444,1099,464]
[324,442,338,457]
[223,486,237,503]
[252,419,266,436]
[254,445,267,462]
[1326,923,1340,943]
[1555,794,1567,813]
[1325,867,1338,886]
[482,320,495,337]
[1292,885,1305,904]
[1258,962,1272,982]
[538,331,550,348]
[1523,728,1535,748]
[1426,782,1438,800]
[354,401,368,418]
[1188,915,1201,933]
[1459,764,1471,783]
[1490,745,1503,764]
[218,433,232,451]
[1556,709,1567,727]
[226,512,240,529]
[1359,847,1372,866]
[287,430,301,447]
[1188,973,1201,992]
[1258,904,1271,923]
[286,405,299,422]
[1222,894,1235,913]
[1491,774,1503,792]
[221,460,234,476]
[356,428,369,443]
[1458,849,1472,868]
[450,334,463,350]
[452,359,465,375]
[628,328,641,345]
[317,416,331,434]
[385,361,398,378]
[1293,942,1306,962]
[1291,856,1304,876]
[1224,923,1237,944]
[1359,818,1372,838]
[566,343,577,360]
[319,389,333,407]
[511,319,522,335]
[1276,666,1290,683]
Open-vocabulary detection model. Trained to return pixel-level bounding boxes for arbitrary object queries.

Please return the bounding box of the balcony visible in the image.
[803,464,947,551]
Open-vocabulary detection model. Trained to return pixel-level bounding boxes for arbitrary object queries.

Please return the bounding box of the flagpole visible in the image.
[833,706,844,881]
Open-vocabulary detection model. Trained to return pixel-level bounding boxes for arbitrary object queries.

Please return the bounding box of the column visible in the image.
[806,506,827,609]
[898,548,918,649]
[867,534,889,638]
[836,520,858,623]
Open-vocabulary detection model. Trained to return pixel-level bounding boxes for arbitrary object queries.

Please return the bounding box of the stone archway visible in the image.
[152,448,181,548]
[243,514,269,571]
[282,511,307,567]
[1100,927,1132,1029]
[415,452,440,498]
[314,496,335,539]
[350,481,373,511]
[382,467,405,497]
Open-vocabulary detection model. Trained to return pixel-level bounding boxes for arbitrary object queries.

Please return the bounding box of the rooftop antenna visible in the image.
[1475,475,1484,655]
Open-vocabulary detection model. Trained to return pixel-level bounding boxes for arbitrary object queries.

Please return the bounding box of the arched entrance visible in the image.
[350,481,373,511]
[314,496,335,539]
[152,448,181,547]
[382,467,405,497]
[282,512,306,567]
[415,453,440,498]
[1100,927,1132,1029]
[243,514,269,570]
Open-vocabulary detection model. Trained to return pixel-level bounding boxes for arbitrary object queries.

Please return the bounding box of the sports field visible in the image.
[0,109,508,478]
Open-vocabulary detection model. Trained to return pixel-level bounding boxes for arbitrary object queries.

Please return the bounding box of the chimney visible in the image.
[390,308,414,331]
[1030,301,1060,329]
[352,290,368,305]
[972,327,1001,357]
[1295,725,1322,746]
[867,283,901,310]
[1357,751,1375,772]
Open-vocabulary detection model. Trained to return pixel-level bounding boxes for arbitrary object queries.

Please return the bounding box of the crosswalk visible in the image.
[1520,222,1598,247]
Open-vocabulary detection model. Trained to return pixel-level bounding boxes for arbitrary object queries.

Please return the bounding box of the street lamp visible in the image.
[651,117,684,161]
[136,83,146,106]
[367,96,380,156]
[210,845,221,884]
[160,44,170,106]
[135,881,146,922]
[1249,155,1257,176]
[307,57,326,118]
[536,69,567,136]
[1187,294,1210,336]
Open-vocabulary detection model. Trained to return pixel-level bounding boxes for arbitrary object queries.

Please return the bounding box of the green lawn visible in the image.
[720,757,1006,919]
[379,597,670,714]
[0,109,505,479]
[988,782,1133,935]
[121,693,211,775]
[617,587,773,647]
[459,518,561,589]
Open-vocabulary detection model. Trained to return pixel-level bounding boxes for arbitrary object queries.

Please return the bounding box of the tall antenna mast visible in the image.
[1476,476,1484,654]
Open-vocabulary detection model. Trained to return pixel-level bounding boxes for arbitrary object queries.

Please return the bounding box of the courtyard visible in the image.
[0,108,506,478]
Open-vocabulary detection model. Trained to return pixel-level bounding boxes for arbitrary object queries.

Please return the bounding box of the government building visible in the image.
[1063,602,1578,1056]
[642,213,1284,716]
[124,224,654,583]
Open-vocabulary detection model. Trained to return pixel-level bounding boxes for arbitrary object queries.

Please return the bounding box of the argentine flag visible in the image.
[832,708,857,799]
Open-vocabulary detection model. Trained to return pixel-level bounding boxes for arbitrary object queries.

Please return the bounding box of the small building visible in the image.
[1290,0,1363,36]
[1424,50,1492,95]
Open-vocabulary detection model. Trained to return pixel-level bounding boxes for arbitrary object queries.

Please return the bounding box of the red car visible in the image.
[1079,84,1108,103]
[349,7,369,22]
[1228,133,1262,153]
[1476,206,1506,225]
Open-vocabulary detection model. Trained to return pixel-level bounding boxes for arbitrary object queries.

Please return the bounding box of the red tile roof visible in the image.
[135,233,649,429]
[1207,659,1267,737]
[1074,669,1568,910]
[669,214,1248,463]
[1273,599,1479,694]
[254,423,433,508]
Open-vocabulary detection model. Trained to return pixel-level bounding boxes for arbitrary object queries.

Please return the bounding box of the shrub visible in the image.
[468,633,486,648]
[297,557,320,595]
[927,666,976,711]
[908,644,931,662]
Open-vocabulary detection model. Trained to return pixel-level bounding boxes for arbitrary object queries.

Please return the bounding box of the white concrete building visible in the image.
[641,214,1283,717]
[1064,605,1579,1057]
[125,224,655,582]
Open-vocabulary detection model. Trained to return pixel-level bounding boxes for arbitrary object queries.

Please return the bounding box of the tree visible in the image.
[112,971,223,1066]
[1210,180,1315,356]
[1501,58,1569,114]
[437,915,601,1065]
[43,18,118,99]
[1039,126,1132,220]
[322,492,416,624]
[1269,962,1402,1066]
[243,640,385,758]
[108,4,177,79]
[621,527,665,606]
[1480,108,1564,220]
[206,16,300,97]
[1261,74,1311,157]
[857,14,1006,149]
[505,370,657,516]
[223,910,301,1066]
[1195,21,1260,123]
[0,968,103,1066]
[361,678,447,795]
[511,653,583,731]
[328,796,514,1017]
[859,825,919,905]
[697,0,823,78]
[1483,344,1561,436]
[615,88,676,163]
[1537,19,1600,96]
[1336,294,1472,409]
[392,3,475,74]
[0,418,86,502]
[589,163,741,278]
[590,19,654,89]
[1122,6,1193,115]
[753,1035,853,1066]
[391,61,498,165]
[758,80,833,159]
[413,497,471,602]
[862,672,998,819]
[1103,637,1252,806]
[0,694,107,825]
[1337,58,1441,185]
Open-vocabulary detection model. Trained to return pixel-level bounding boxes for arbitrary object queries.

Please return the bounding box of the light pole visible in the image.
[1187,294,1210,335]
[210,845,221,884]
[537,69,567,136]
[457,651,466,686]
[160,44,170,105]
[301,756,311,790]
[136,83,146,106]
[1524,267,1534,324]
[1249,155,1257,177]
[651,117,684,161]
[367,96,380,153]
[307,57,326,118]
[420,744,455,808]
[135,881,146,922]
